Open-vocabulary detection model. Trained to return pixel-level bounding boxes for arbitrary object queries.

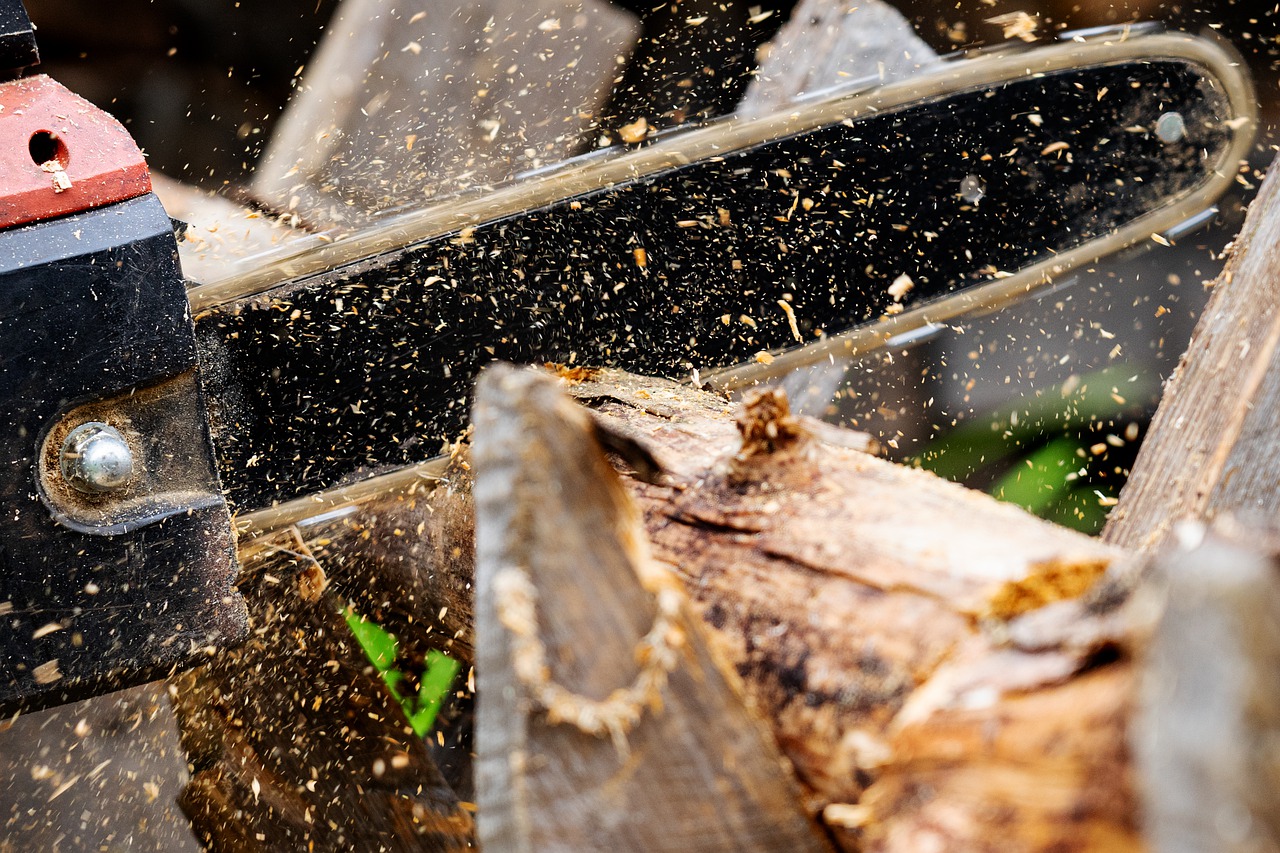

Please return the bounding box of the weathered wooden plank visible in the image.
[471,364,832,852]
[1133,520,1280,853]
[1105,153,1280,552]
[250,0,639,230]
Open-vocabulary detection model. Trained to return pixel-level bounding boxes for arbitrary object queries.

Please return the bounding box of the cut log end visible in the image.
[472,364,832,852]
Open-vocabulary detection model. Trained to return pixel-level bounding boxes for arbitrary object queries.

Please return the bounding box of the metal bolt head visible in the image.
[60,422,133,494]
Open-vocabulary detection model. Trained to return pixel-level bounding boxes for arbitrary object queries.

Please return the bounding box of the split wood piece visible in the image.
[471,364,832,852]
[1105,152,1280,552]
[250,0,640,230]
[739,0,939,117]
[1134,519,1280,853]
[562,368,1140,850]
[171,528,473,852]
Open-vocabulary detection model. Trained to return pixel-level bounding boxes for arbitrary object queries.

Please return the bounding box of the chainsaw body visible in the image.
[0,4,243,711]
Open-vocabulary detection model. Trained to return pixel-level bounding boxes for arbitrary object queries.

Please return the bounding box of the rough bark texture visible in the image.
[555,368,1138,851]
[172,528,474,851]
[1104,153,1280,553]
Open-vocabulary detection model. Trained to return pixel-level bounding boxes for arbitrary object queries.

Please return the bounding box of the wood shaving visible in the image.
[888,273,914,302]
[619,117,649,144]
[777,300,802,342]
[986,11,1039,42]
[33,659,61,684]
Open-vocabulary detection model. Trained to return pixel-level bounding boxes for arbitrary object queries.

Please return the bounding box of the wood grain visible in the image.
[1105,153,1280,552]
[464,366,1136,850]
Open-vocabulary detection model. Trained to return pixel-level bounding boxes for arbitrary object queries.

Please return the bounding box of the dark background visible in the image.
[20,0,1280,191]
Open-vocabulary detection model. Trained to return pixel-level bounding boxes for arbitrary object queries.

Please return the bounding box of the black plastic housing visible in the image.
[0,193,244,711]
[0,0,36,75]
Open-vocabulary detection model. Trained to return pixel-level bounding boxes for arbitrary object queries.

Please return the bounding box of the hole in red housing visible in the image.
[28,131,69,168]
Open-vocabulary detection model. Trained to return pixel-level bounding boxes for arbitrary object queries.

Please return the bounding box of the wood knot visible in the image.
[735,387,807,458]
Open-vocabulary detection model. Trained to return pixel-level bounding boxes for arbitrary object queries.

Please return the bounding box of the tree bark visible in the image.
[1104,153,1280,553]
[548,367,1137,851]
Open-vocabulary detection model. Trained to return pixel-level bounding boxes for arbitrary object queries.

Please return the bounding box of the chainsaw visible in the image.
[0,0,1255,712]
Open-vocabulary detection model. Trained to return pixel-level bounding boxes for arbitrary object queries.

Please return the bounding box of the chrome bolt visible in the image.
[60,422,133,494]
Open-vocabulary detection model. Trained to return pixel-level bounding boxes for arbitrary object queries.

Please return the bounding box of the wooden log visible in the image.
[303,463,480,800]
[1104,153,1280,552]
[235,363,1154,850]
[1133,519,1280,853]
[171,528,474,851]
[556,368,1137,851]
[281,364,1135,850]
[471,364,832,852]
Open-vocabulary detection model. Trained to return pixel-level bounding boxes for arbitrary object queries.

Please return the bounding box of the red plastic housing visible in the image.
[0,74,150,230]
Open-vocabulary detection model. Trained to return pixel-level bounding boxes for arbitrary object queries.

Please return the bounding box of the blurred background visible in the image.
[16,0,1280,534]
[19,0,1280,186]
